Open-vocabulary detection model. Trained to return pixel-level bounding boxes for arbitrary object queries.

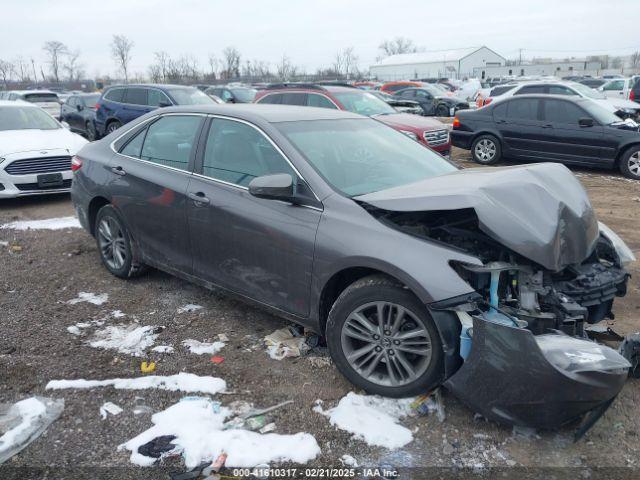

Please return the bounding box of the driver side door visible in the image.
[186,116,322,316]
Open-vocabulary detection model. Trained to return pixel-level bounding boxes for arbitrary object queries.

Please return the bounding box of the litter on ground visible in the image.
[0,396,64,464]
[152,345,174,354]
[410,389,446,422]
[264,327,310,360]
[100,401,123,420]
[0,216,81,231]
[45,373,227,395]
[119,397,320,468]
[66,292,109,306]
[177,304,203,314]
[340,454,359,467]
[182,339,225,355]
[90,324,161,357]
[314,392,415,449]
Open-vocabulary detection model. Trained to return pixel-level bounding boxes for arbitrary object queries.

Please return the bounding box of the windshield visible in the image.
[82,94,100,107]
[571,83,606,99]
[0,106,60,131]
[23,93,59,103]
[231,88,257,102]
[581,100,625,125]
[332,91,396,116]
[277,119,456,196]
[166,88,215,105]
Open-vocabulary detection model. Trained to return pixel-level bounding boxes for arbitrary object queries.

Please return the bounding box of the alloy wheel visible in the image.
[97,217,127,270]
[106,123,119,134]
[340,301,433,387]
[475,139,497,162]
[628,152,640,176]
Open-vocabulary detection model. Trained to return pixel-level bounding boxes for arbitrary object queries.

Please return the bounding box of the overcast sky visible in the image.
[2,0,640,78]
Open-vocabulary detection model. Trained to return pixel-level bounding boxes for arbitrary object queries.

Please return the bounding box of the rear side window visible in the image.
[280,93,306,106]
[548,85,578,96]
[258,93,282,105]
[603,80,625,91]
[307,94,337,109]
[124,88,148,105]
[515,85,546,95]
[104,88,124,102]
[543,100,585,124]
[386,84,408,93]
[492,101,507,119]
[490,85,516,96]
[138,115,202,171]
[202,118,295,187]
[67,97,77,107]
[120,128,146,157]
[507,99,539,120]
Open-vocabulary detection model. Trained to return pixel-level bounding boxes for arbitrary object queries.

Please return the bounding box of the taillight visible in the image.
[71,156,82,172]
[452,116,461,128]
[94,102,100,111]
[631,90,635,102]
[484,97,493,106]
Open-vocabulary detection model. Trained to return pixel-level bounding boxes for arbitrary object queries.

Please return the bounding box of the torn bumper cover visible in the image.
[444,315,630,429]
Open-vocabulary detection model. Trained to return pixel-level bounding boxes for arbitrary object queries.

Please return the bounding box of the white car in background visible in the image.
[6,90,62,119]
[599,77,639,101]
[491,80,640,119]
[0,101,87,198]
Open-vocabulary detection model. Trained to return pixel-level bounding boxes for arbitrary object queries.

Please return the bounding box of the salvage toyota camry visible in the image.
[71,104,635,431]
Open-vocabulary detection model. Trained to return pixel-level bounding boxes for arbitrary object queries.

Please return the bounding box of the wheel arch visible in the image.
[87,196,111,236]
[616,141,640,165]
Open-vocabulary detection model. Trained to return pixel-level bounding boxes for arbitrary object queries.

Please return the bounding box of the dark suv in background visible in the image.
[254,84,451,155]
[95,84,215,137]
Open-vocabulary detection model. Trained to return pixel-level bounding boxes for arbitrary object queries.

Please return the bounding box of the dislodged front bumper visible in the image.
[444,316,629,430]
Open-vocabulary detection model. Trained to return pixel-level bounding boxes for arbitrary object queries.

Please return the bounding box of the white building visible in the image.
[474,60,603,79]
[370,46,505,81]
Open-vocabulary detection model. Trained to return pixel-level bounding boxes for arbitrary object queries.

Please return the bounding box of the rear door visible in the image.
[499,98,545,158]
[414,90,436,115]
[108,114,205,273]
[540,98,604,165]
[120,88,152,124]
[61,96,80,130]
[602,79,626,100]
[186,116,322,316]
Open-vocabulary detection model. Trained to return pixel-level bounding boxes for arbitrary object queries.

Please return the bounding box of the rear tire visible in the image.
[436,104,450,117]
[95,205,147,279]
[326,275,443,398]
[86,121,97,141]
[619,146,640,180]
[471,134,502,165]
[105,120,122,135]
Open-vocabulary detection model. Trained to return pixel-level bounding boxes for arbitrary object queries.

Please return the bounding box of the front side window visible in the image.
[165,88,214,105]
[0,106,60,131]
[603,80,625,91]
[147,89,172,107]
[307,94,337,109]
[124,88,147,105]
[277,118,456,197]
[415,90,433,99]
[202,118,295,187]
[66,97,77,107]
[220,90,233,102]
[82,94,100,108]
[548,85,578,96]
[515,85,546,95]
[137,115,201,170]
[507,99,539,120]
[543,100,585,124]
[230,88,257,103]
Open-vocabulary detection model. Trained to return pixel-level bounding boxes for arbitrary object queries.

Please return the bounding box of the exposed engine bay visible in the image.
[376,207,629,337]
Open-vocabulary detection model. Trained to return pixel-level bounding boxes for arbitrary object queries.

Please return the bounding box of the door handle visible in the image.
[496,119,506,124]
[188,192,210,205]
[111,166,126,176]
[541,124,553,128]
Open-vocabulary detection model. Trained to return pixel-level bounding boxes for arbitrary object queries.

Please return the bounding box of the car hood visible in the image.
[374,113,446,131]
[355,163,599,271]
[0,129,88,157]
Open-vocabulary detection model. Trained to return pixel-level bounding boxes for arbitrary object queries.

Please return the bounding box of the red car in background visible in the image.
[379,81,425,94]
[254,83,451,156]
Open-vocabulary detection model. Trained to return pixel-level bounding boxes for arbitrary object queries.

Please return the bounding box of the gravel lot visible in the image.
[1,148,639,479]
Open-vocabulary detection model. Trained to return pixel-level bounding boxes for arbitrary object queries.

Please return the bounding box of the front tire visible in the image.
[95,205,147,279]
[86,121,97,141]
[619,146,640,180]
[436,104,450,117]
[105,120,122,135]
[471,134,502,165]
[326,275,443,398]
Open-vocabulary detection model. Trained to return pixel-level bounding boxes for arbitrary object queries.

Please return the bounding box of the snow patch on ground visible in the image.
[315,392,414,449]
[111,310,126,318]
[1,216,81,230]
[177,304,203,314]
[89,324,159,356]
[152,345,174,354]
[119,397,320,468]
[67,292,109,306]
[182,339,225,355]
[45,373,227,395]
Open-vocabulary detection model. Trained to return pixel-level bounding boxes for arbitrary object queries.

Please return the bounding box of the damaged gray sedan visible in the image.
[71,105,635,432]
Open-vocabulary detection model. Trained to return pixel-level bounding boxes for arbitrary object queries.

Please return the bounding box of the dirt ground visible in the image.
[1,147,639,480]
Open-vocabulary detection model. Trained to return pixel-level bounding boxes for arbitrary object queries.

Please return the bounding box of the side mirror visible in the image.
[61,121,71,129]
[248,174,295,202]
[77,104,84,112]
[578,117,594,128]
[158,101,172,108]
[226,97,236,103]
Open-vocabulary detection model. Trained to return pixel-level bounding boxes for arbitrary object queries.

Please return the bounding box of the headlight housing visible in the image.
[536,334,630,374]
[400,130,418,141]
[599,221,636,266]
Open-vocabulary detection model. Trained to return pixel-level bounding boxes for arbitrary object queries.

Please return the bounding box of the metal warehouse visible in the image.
[370,46,506,81]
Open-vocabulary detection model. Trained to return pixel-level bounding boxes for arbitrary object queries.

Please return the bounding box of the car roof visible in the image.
[10,90,58,95]
[493,93,590,103]
[0,99,37,107]
[155,103,363,123]
[105,84,196,90]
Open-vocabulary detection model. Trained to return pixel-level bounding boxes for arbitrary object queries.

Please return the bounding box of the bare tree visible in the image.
[149,51,170,82]
[221,46,241,80]
[64,49,84,81]
[610,56,623,69]
[276,55,298,80]
[207,54,218,81]
[630,51,640,68]
[333,47,359,79]
[13,56,31,83]
[111,35,134,82]
[378,37,417,57]
[42,41,68,83]
[0,59,14,87]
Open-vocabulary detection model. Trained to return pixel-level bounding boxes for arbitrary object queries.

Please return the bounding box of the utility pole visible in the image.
[31,58,37,87]
[519,49,523,66]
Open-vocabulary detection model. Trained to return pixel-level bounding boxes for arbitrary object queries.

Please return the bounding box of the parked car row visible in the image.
[0,90,63,119]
